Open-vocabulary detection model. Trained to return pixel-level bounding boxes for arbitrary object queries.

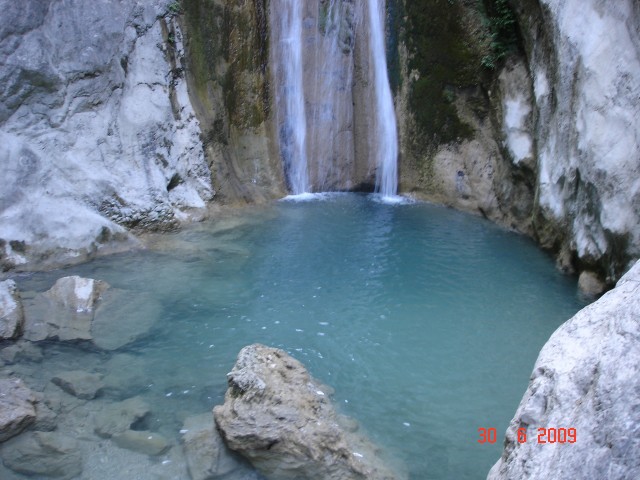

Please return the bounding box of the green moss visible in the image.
[401,0,488,145]
[479,0,519,69]
[182,0,269,131]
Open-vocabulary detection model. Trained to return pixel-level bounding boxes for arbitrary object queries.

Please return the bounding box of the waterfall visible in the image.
[270,0,398,197]
[271,0,309,194]
[368,0,398,198]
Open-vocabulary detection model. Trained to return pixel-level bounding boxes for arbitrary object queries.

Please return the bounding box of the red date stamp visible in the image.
[478,427,577,444]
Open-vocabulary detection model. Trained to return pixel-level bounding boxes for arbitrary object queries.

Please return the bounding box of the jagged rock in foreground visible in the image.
[214,344,405,480]
[488,260,640,480]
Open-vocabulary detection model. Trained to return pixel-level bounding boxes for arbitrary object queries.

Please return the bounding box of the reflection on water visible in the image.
[5,194,586,479]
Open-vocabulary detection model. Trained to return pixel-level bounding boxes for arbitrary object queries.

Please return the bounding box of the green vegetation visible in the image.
[168,1,182,15]
[480,0,518,69]
[181,0,269,131]
[402,0,483,145]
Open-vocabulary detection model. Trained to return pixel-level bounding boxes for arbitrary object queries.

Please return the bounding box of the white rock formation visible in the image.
[0,279,24,339]
[509,0,640,280]
[0,0,213,270]
[488,260,640,479]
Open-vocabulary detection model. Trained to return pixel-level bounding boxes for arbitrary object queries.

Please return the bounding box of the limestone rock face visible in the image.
[0,279,24,339]
[0,378,37,442]
[214,344,404,480]
[488,260,640,480]
[506,0,640,281]
[0,0,213,271]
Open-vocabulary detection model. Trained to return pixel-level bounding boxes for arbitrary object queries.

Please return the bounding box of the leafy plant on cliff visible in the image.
[480,0,518,69]
[168,1,182,16]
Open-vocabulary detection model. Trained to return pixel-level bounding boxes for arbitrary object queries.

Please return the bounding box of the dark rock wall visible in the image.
[181,0,286,203]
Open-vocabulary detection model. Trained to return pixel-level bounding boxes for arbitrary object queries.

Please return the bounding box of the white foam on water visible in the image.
[280,192,349,202]
[369,193,414,205]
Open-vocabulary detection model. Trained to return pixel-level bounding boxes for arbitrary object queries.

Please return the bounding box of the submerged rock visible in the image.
[22,275,157,351]
[578,270,607,298]
[488,260,640,480]
[0,431,82,479]
[182,413,255,480]
[23,275,108,343]
[214,344,405,480]
[112,429,170,456]
[0,280,24,339]
[92,289,160,350]
[94,396,151,438]
[0,378,37,442]
[0,340,43,364]
[51,370,104,400]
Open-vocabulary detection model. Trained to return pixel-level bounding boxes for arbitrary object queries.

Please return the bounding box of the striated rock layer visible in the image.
[488,260,640,480]
[214,344,405,480]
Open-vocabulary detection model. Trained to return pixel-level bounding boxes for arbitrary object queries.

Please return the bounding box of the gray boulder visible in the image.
[92,289,161,350]
[0,431,82,479]
[112,429,170,456]
[23,275,108,342]
[0,340,43,364]
[0,280,24,339]
[488,260,640,480]
[0,378,37,442]
[94,396,151,438]
[214,344,405,480]
[51,370,104,400]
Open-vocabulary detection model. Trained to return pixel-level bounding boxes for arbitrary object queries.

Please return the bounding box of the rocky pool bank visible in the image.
[0,274,405,479]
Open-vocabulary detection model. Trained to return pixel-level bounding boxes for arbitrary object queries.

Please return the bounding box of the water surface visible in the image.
[12,194,586,479]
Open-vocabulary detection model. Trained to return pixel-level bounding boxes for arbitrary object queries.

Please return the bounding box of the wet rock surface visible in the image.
[23,276,108,343]
[94,396,151,439]
[489,260,640,480]
[51,370,104,400]
[0,280,24,340]
[214,344,405,480]
[0,431,82,479]
[92,289,161,350]
[182,413,258,480]
[0,378,37,442]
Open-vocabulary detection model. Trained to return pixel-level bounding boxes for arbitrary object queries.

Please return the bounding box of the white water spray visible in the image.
[368,0,398,198]
[271,0,309,194]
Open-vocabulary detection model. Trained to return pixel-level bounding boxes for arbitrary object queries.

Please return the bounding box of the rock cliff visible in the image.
[510,0,640,283]
[0,0,213,271]
[488,260,640,479]
[394,0,640,284]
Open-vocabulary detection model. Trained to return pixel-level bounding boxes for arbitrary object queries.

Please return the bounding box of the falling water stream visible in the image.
[271,0,399,196]
[368,0,399,198]
[271,0,309,194]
